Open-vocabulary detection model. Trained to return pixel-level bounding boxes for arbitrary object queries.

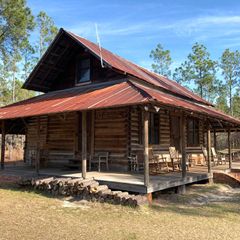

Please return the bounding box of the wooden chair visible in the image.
[92,152,109,172]
[128,151,144,172]
[128,153,139,172]
[169,147,181,171]
[202,147,220,166]
[149,148,160,173]
[152,149,169,172]
[202,147,208,164]
[211,147,226,165]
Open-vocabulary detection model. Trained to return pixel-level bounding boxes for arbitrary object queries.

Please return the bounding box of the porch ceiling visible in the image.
[0,80,239,130]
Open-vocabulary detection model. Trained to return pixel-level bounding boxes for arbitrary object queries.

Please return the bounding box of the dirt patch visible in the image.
[62,199,91,209]
[155,184,240,206]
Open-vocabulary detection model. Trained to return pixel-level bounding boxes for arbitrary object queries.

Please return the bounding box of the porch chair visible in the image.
[149,148,169,173]
[128,153,139,172]
[202,147,208,165]
[211,147,226,165]
[168,147,181,171]
[91,152,109,172]
[202,147,217,166]
[149,148,160,174]
[152,149,169,172]
[128,151,144,172]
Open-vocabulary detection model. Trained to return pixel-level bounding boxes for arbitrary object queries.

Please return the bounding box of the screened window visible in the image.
[187,118,199,146]
[149,113,160,144]
[77,58,91,83]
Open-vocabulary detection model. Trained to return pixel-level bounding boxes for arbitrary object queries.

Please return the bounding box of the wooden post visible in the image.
[82,111,87,179]
[74,112,80,159]
[143,110,149,187]
[1,121,5,170]
[36,117,40,175]
[228,128,232,170]
[89,110,95,171]
[181,114,187,180]
[146,192,152,205]
[207,128,212,174]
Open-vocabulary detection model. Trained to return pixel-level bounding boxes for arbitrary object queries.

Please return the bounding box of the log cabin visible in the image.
[0,28,240,195]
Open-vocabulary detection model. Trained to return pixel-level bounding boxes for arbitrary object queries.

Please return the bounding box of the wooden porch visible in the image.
[0,105,238,197]
[2,162,240,193]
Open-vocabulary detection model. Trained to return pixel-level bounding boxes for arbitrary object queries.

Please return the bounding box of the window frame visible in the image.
[148,112,160,145]
[75,56,91,85]
[187,117,200,147]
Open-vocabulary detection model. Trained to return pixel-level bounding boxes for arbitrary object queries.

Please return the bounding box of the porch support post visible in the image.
[89,110,95,171]
[228,128,232,170]
[82,111,87,179]
[207,127,212,175]
[1,121,5,170]
[181,114,187,180]
[143,110,149,187]
[36,116,40,175]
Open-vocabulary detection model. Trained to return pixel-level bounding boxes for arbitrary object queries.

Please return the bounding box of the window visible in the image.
[187,118,199,146]
[149,112,160,144]
[77,58,91,83]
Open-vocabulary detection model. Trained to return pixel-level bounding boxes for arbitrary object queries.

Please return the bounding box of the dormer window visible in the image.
[77,58,91,84]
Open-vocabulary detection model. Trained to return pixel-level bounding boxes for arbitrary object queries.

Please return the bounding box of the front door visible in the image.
[170,115,181,151]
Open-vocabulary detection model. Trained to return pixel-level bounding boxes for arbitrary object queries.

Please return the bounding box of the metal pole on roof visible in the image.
[95,23,104,68]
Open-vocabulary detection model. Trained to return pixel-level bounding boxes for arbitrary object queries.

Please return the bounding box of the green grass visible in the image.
[0,183,240,240]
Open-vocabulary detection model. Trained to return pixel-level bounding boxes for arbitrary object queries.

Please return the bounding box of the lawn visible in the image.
[0,183,240,240]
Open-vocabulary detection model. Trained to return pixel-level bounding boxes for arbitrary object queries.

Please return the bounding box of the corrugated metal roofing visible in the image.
[133,82,240,125]
[0,80,240,126]
[0,82,147,120]
[66,30,212,106]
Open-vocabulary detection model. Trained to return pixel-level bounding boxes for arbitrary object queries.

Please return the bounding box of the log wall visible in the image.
[25,113,76,167]
[129,107,204,155]
[94,108,128,170]
[25,106,205,171]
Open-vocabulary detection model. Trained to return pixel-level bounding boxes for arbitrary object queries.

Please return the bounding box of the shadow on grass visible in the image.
[150,193,240,218]
[150,203,238,218]
[0,182,66,201]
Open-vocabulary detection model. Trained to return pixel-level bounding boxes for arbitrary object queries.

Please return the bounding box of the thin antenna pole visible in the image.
[95,23,104,68]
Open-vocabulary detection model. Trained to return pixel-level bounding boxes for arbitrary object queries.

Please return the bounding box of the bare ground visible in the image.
[0,183,240,240]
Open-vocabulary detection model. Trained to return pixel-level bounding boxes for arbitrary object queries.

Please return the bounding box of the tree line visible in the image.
[0,0,58,106]
[150,43,240,117]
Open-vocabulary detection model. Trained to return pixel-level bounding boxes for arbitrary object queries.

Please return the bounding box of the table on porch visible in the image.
[218,149,240,161]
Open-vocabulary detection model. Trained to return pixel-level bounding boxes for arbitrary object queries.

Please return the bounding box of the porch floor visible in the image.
[1,162,240,193]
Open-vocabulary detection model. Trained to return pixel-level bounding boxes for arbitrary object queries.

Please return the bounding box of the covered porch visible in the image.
[2,162,240,193]
[1,81,240,195]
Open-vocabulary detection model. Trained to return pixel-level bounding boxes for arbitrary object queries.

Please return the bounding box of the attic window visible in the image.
[77,58,91,83]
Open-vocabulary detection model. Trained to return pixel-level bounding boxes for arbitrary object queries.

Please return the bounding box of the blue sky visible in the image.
[28,0,240,71]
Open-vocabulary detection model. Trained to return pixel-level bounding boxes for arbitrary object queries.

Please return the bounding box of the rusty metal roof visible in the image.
[0,82,147,120]
[23,28,212,106]
[133,82,240,125]
[67,30,212,106]
[0,80,240,126]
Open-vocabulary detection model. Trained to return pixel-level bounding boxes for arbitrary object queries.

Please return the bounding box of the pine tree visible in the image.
[36,11,58,57]
[0,0,35,104]
[173,43,218,102]
[220,49,240,116]
[150,44,172,77]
